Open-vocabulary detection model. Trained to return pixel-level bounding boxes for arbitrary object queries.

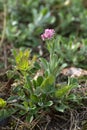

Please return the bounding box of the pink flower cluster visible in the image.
[41,29,55,41]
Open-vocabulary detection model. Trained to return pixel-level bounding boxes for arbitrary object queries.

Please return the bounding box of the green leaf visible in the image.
[23,101,29,111]
[36,76,43,86]
[7,96,19,102]
[17,56,29,71]
[13,103,27,111]
[40,58,48,70]
[55,85,72,98]
[40,75,55,93]
[24,75,32,90]
[68,77,78,86]
[45,101,53,107]
[30,94,38,104]
[26,115,34,123]
[0,98,7,108]
[55,104,68,112]
[33,79,37,89]
[68,94,78,102]
[19,110,27,116]
[14,49,30,71]
[34,87,42,96]
[38,102,44,107]
[41,75,55,89]
[0,108,17,121]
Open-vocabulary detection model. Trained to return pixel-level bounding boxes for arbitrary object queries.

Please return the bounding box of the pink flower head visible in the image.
[41,29,55,41]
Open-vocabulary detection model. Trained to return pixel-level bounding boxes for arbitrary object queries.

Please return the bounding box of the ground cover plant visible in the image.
[0,29,87,130]
[1,0,87,48]
[0,0,87,130]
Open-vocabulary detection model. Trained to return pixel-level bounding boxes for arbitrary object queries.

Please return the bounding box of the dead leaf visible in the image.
[34,69,44,80]
[61,67,87,77]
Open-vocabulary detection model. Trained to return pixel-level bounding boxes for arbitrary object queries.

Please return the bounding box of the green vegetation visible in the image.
[0,0,87,129]
[0,0,87,47]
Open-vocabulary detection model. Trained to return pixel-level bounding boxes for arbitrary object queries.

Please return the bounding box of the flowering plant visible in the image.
[41,29,55,40]
[0,29,81,125]
[40,29,66,77]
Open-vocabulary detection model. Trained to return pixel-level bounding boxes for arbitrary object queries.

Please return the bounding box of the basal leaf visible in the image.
[41,75,55,89]
[55,85,72,98]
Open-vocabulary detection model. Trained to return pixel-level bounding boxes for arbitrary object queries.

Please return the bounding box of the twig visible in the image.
[36,124,41,130]
[69,110,74,130]
[44,121,50,130]
[0,0,7,47]
[4,44,7,69]
[29,110,47,130]
[15,119,20,130]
